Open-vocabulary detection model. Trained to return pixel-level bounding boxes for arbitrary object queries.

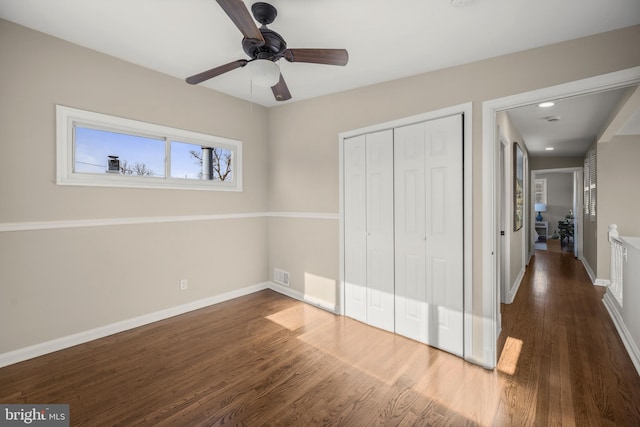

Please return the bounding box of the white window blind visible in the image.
[583,148,596,220]
[584,157,590,215]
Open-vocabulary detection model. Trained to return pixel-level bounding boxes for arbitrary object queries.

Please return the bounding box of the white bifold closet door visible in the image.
[344,130,395,332]
[394,115,463,356]
[344,114,463,356]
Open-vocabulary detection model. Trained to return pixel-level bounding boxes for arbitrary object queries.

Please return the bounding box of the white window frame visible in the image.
[56,105,243,191]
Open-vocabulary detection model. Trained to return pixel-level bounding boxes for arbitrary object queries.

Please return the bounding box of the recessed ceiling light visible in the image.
[538,102,555,108]
[545,147,555,151]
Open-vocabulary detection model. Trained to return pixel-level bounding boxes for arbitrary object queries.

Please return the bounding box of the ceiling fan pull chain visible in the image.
[249,78,254,113]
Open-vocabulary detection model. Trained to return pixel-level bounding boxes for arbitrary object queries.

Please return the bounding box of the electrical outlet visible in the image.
[179,279,188,291]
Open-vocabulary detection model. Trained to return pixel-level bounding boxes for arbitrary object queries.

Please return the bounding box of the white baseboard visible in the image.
[506,267,525,304]
[268,282,337,314]
[580,257,610,287]
[0,282,269,368]
[581,258,597,284]
[602,292,640,376]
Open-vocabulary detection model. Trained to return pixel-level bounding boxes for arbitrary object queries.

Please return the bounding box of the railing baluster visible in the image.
[608,224,624,307]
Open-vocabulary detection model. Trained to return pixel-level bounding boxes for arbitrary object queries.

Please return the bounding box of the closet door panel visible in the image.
[344,135,367,322]
[424,114,464,356]
[394,123,427,342]
[365,130,395,332]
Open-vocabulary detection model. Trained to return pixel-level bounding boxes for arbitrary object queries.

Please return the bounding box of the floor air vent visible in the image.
[273,268,290,287]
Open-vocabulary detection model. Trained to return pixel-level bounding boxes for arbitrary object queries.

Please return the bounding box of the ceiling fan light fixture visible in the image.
[248,59,280,87]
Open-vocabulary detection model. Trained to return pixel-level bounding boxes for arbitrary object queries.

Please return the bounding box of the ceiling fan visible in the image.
[185,0,349,101]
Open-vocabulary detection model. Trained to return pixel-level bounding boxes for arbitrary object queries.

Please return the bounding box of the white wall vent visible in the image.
[273,268,290,287]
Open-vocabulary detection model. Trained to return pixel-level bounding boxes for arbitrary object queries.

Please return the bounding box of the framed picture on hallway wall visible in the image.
[513,143,523,231]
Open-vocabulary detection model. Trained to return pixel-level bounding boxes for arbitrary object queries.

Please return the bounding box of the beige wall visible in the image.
[530,156,584,171]
[597,135,640,280]
[0,19,269,353]
[2,17,640,362]
[267,25,640,361]
[268,217,339,308]
[0,20,269,222]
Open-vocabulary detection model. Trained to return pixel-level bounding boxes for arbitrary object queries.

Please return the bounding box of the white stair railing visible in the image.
[608,224,625,307]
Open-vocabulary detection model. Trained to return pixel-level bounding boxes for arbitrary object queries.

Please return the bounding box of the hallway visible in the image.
[497,248,640,425]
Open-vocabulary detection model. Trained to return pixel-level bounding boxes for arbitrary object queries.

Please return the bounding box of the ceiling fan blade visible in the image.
[283,49,349,66]
[271,73,292,101]
[216,0,264,43]
[186,59,248,85]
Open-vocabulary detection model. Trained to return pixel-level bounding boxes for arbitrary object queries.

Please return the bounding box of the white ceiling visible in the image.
[507,87,635,157]
[1,0,639,156]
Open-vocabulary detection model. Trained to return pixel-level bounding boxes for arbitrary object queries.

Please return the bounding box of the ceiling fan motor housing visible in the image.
[242,28,287,60]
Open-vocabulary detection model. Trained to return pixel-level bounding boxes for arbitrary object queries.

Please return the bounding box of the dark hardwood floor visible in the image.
[1,249,639,425]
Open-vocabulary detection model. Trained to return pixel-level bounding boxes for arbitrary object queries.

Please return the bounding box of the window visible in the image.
[534,178,547,205]
[583,148,596,221]
[56,105,242,191]
[584,157,590,215]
